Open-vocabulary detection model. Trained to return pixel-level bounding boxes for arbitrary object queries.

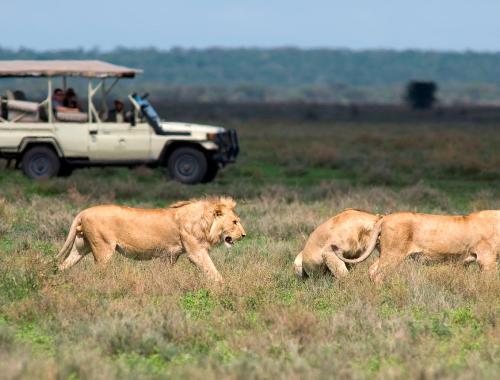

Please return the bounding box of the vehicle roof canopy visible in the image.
[0,60,142,78]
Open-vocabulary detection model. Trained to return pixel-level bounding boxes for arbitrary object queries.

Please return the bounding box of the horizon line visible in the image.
[1,45,500,55]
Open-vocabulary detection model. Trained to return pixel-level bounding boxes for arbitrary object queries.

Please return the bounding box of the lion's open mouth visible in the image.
[224,236,234,248]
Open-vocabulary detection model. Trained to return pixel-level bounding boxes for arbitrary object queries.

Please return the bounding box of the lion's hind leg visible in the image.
[323,247,349,279]
[59,236,90,271]
[369,258,379,278]
[370,225,413,284]
[88,240,116,267]
[371,248,410,284]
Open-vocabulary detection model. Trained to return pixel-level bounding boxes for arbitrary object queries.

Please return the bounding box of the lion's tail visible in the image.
[56,213,82,260]
[334,217,383,264]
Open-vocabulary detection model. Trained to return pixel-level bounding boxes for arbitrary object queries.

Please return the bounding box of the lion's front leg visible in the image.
[183,237,223,282]
[187,250,223,282]
[474,240,497,275]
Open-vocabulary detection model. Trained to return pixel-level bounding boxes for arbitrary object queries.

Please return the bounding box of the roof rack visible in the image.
[0,60,142,78]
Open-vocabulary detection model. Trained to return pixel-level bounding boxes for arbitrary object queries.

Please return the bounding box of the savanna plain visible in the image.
[0,120,499,379]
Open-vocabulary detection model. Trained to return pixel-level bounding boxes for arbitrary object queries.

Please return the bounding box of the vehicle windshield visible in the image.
[132,93,161,131]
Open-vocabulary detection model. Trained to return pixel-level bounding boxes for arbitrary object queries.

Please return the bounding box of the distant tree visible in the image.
[405,81,437,109]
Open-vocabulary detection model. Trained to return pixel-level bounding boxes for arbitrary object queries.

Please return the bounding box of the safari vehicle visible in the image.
[0,60,238,184]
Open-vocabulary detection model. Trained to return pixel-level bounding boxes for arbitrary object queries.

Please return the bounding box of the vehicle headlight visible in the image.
[207,133,218,141]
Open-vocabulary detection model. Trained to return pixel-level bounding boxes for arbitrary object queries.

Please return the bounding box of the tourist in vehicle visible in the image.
[52,88,79,114]
[63,88,81,110]
[107,99,129,122]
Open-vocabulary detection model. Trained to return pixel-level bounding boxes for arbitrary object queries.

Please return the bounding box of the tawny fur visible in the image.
[293,209,382,278]
[335,210,500,283]
[57,197,246,282]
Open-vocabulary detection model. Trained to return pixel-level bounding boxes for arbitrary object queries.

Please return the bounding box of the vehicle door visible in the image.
[53,122,89,158]
[88,121,151,161]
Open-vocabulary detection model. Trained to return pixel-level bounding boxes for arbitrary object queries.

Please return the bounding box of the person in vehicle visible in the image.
[63,88,81,110]
[52,88,79,114]
[107,99,129,122]
[13,90,26,100]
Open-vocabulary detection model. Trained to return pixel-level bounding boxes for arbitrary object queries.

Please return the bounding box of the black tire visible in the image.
[167,147,208,184]
[21,146,61,179]
[201,161,219,183]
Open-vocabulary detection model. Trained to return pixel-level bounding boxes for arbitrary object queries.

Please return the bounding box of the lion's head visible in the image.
[208,197,246,248]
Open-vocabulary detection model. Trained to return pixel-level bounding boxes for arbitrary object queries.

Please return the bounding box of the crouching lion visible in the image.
[335,210,500,283]
[294,209,382,278]
[57,197,246,282]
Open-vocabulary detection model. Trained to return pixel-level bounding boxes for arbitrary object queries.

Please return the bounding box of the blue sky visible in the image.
[2,0,500,51]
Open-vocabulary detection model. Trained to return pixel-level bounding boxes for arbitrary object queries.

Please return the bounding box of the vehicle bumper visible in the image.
[212,129,239,164]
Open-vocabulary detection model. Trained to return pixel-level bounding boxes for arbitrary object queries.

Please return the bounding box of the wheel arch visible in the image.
[19,137,64,157]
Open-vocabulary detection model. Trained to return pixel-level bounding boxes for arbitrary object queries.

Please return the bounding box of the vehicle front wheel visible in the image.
[21,146,61,179]
[167,147,208,184]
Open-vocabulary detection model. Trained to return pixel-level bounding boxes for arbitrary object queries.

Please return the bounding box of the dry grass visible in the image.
[0,121,499,379]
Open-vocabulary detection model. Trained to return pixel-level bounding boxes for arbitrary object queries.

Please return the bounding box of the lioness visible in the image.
[335,210,500,283]
[57,197,246,282]
[294,209,382,278]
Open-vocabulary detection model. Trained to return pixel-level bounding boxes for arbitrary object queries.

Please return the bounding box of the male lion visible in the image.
[57,197,246,282]
[293,209,382,278]
[335,210,500,283]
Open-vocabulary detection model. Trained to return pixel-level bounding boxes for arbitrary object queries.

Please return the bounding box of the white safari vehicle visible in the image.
[0,60,239,184]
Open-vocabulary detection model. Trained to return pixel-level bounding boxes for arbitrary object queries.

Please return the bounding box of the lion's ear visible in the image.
[212,197,236,217]
[214,206,223,217]
[219,197,236,210]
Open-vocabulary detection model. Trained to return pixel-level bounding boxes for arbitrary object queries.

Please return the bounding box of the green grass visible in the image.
[180,290,216,320]
[0,121,499,379]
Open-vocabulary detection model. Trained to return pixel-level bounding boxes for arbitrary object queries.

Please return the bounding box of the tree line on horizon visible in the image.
[1,47,500,104]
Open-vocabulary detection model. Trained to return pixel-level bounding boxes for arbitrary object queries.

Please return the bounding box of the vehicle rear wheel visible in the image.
[167,147,208,184]
[201,161,219,183]
[22,146,61,179]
